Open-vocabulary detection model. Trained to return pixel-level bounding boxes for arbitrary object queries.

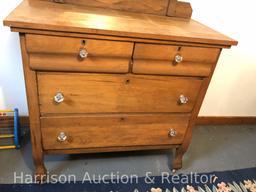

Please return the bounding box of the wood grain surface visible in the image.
[4,0,237,46]
[26,34,133,73]
[41,114,190,150]
[133,43,221,76]
[37,0,170,16]
[19,34,47,177]
[26,34,134,57]
[167,0,192,18]
[30,54,131,73]
[37,73,203,114]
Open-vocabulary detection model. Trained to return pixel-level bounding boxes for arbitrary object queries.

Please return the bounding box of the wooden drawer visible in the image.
[41,114,190,150]
[26,34,134,73]
[37,73,203,114]
[133,43,220,77]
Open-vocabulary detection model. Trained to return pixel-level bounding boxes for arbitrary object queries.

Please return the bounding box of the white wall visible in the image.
[0,0,255,116]
[0,0,27,115]
[189,0,256,116]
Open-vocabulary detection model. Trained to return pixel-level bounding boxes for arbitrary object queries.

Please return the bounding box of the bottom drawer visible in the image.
[41,114,190,150]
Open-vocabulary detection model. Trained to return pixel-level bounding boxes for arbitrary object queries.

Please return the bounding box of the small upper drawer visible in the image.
[133,43,220,77]
[26,34,134,73]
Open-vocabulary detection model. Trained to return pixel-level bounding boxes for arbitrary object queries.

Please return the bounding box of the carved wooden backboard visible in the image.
[31,0,192,18]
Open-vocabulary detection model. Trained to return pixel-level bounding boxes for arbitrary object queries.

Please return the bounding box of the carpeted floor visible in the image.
[1,167,256,192]
[0,125,255,184]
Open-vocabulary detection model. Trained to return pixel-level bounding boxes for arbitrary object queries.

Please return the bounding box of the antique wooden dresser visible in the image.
[4,0,237,178]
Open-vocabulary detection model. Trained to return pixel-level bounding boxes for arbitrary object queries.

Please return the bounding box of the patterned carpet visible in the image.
[0,167,255,192]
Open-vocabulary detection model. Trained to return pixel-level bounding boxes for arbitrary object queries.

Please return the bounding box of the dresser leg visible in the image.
[172,123,194,170]
[33,152,47,183]
[172,146,184,170]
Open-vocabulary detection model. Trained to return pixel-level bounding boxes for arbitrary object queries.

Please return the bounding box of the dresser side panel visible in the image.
[173,48,222,169]
[19,34,46,174]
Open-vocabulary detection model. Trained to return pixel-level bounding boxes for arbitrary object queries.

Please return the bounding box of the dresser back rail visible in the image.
[29,0,192,18]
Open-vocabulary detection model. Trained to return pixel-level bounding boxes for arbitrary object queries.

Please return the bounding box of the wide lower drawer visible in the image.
[41,114,190,150]
[37,73,203,114]
[26,34,133,73]
[133,43,220,77]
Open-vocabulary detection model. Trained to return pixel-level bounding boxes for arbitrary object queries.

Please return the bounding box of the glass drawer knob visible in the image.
[54,92,64,104]
[169,129,177,137]
[57,132,67,142]
[79,48,88,59]
[179,95,188,105]
[174,54,183,64]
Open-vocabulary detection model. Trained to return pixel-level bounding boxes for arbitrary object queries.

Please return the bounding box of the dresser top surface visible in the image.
[4,0,237,47]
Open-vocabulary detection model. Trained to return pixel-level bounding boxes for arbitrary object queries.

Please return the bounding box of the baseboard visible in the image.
[20,116,30,127]
[15,116,256,128]
[196,116,256,125]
